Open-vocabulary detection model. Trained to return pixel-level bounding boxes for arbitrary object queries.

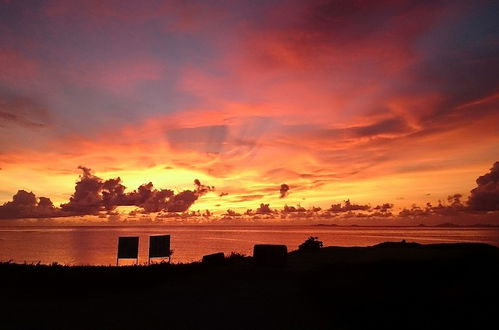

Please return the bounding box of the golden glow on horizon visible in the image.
[0,158,489,214]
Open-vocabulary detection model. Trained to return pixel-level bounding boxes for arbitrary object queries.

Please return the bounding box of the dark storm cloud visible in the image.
[279,183,289,198]
[162,179,214,212]
[468,162,499,211]
[329,200,370,213]
[60,167,215,215]
[1,167,216,219]
[194,178,215,195]
[393,166,499,217]
[282,205,306,213]
[124,182,155,206]
[373,203,393,212]
[60,166,103,214]
[165,190,197,212]
[11,190,36,206]
[141,188,175,213]
[119,182,173,213]
[398,194,466,218]
[255,203,272,214]
[0,190,59,219]
[370,203,394,217]
[101,177,127,210]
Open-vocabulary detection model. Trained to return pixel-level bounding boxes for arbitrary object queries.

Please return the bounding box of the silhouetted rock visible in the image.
[202,252,225,265]
[253,244,287,266]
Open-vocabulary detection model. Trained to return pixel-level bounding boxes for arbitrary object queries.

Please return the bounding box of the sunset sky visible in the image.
[1,0,498,216]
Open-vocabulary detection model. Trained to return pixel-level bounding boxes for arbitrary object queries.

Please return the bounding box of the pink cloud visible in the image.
[61,58,165,93]
[0,49,38,82]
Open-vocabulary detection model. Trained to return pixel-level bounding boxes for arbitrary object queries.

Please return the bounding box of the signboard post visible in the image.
[148,235,171,264]
[116,236,139,266]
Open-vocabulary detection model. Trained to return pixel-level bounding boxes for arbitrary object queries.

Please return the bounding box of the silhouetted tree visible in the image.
[298,236,323,251]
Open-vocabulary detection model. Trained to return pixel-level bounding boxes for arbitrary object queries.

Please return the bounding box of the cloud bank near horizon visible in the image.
[0,166,215,219]
[1,162,498,222]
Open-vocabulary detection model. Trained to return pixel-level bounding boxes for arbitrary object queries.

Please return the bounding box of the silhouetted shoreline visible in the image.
[313,222,499,227]
[2,242,498,330]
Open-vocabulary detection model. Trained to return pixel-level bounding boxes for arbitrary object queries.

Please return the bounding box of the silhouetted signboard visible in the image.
[117,236,139,265]
[148,235,171,263]
[253,244,288,267]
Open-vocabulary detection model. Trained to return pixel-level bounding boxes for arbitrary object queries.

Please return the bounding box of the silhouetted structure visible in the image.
[202,252,225,265]
[148,235,171,265]
[117,236,139,266]
[253,244,287,266]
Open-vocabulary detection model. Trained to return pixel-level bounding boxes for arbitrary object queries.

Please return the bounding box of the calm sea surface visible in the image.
[0,225,498,265]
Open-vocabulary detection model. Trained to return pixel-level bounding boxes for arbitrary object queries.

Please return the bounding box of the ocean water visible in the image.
[0,225,498,265]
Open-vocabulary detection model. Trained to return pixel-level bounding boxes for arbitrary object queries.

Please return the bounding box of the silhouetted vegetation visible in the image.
[226,251,247,261]
[298,236,323,251]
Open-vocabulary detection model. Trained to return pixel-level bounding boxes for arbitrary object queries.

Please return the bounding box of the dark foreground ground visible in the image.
[2,242,499,330]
